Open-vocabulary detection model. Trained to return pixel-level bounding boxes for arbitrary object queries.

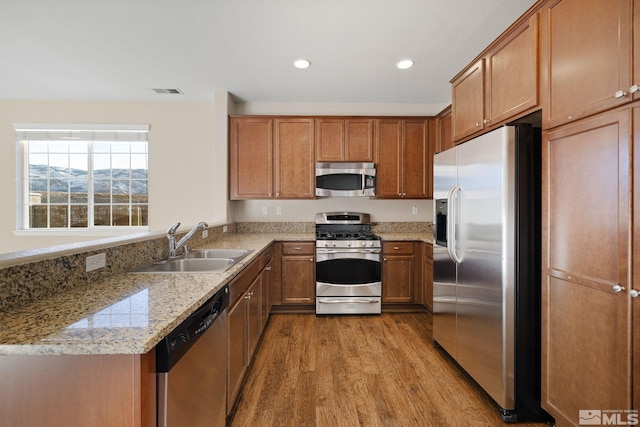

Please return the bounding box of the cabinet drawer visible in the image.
[260,245,274,269]
[382,241,414,255]
[281,242,314,255]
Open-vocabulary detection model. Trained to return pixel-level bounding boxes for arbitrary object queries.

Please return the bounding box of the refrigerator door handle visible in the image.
[447,184,462,264]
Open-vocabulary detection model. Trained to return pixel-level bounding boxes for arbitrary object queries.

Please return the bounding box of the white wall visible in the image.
[0,99,221,253]
[234,101,447,117]
[231,198,433,223]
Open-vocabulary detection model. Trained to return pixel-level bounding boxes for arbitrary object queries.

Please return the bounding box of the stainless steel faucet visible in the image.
[167,221,208,258]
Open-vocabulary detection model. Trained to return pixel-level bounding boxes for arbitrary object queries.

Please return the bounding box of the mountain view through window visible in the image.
[26,140,148,228]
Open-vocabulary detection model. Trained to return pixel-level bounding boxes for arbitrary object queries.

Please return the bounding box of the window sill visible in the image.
[13,227,149,237]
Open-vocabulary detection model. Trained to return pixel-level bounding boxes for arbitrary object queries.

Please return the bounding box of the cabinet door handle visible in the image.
[266,265,272,271]
[630,84,639,94]
[612,284,625,293]
[614,90,627,99]
[475,122,481,127]
[393,246,400,250]
[309,258,314,262]
[629,289,638,298]
[293,247,302,250]
[383,257,388,262]
[483,119,490,124]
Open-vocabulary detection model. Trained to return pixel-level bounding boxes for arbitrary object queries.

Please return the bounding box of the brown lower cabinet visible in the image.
[227,246,273,415]
[382,241,415,303]
[542,107,637,426]
[280,242,315,304]
[422,243,433,311]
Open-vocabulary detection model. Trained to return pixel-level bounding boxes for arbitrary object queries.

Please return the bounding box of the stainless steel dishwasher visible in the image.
[156,285,228,427]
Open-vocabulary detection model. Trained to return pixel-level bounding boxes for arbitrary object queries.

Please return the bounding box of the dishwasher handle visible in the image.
[156,285,229,373]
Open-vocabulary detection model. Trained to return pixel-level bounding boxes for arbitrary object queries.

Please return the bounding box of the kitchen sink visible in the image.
[131,248,254,273]
[185,248,253,260]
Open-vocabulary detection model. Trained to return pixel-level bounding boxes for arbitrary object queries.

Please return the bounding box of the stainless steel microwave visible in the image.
[315,162,376,197]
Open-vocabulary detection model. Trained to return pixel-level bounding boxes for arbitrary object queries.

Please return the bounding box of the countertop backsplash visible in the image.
[372,221,432,234]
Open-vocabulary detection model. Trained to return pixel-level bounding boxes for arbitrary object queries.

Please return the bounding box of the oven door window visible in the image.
[316,255,381,285]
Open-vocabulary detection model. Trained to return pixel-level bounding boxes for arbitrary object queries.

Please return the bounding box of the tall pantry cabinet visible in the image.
[539,0,639,425]
[541,109,634,426]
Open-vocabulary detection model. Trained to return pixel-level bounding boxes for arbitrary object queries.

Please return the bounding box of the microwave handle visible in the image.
[361,171,365,196]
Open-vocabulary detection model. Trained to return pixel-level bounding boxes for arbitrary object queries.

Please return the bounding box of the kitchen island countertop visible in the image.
[0,232,432,356]
[0,233,312,356]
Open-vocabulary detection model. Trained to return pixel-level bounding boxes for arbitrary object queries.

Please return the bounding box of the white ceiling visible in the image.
[0,0,536,105]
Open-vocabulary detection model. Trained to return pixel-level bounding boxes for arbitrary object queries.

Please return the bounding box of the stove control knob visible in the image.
[332,242,337,247]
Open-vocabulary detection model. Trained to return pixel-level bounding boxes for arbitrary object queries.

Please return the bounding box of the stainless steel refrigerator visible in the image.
[433,124,547,422]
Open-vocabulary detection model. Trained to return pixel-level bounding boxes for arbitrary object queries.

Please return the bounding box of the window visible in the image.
[15,124,149,230]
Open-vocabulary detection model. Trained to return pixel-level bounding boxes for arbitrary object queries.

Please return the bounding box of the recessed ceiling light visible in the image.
[293,59,311,69]
[396,59,415,70]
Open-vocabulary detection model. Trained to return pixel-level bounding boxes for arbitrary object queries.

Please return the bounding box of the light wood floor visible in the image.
[230,312,552,427]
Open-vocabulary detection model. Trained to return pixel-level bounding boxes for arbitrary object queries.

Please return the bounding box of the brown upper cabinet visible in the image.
[435,105,453,153]
[229,117,315,199]
[374,118,433,199]
[315,118,374,162]
[452,12,539,141]
[541,0,635,129]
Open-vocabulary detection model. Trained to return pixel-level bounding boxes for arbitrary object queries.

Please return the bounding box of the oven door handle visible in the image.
[317,299,379,304]
[316,249,381,254]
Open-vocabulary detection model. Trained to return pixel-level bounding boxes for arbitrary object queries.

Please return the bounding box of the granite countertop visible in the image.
[0,232,432,357]
[0,233,312,356]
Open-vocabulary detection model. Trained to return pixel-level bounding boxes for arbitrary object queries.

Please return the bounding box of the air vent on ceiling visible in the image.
[152,88,183,94]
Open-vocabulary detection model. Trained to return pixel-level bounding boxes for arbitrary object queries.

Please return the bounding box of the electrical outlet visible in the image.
[202,229,208,239]
[262,206,268,215]
[412,206,419,215]
[223,225,228,233]
[276,206,282,215]
[86,253,106,272]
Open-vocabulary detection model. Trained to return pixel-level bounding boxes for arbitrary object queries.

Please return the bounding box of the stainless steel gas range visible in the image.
[315,212,382,315]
